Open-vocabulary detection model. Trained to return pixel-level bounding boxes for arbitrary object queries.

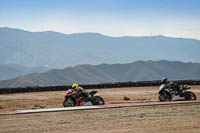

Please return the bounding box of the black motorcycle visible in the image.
[158,84,196,102]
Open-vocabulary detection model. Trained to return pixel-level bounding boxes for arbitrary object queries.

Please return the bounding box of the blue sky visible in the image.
[0,0,200,39]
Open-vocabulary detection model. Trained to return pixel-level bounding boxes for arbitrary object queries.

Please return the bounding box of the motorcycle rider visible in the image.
[71,83,90,100]
[161,78,171,85]
[161,78,181,95]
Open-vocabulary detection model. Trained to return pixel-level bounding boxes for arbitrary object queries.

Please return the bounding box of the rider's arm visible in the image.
[77,87,88,94]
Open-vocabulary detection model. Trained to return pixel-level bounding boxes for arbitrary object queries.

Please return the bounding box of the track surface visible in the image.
[0,100,199,115]
[0,86,200,133]
[1,86,200,111]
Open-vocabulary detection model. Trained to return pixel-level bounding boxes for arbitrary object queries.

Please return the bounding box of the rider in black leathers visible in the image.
[161,78,181,95]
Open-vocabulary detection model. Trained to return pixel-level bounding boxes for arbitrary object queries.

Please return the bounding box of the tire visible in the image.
[159,95,170,102]
[159,91,171,102]
[185,91,196,100]
[63,97,75,107]
[91,96,105,105]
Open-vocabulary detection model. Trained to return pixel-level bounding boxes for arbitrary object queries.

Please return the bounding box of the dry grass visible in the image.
[0,103,200,133]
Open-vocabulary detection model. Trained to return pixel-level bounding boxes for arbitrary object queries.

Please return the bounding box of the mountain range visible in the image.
[0,63,50,80]
[0,60,200,88]
[0,27,200,68]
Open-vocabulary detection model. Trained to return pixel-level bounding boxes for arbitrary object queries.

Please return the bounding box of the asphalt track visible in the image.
[0,101,199,115]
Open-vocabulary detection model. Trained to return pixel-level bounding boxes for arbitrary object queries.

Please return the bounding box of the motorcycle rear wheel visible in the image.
[185,91,196,100]
[91,96,105,105]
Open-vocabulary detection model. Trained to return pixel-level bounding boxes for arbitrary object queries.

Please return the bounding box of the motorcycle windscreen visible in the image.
[158,84,165,92]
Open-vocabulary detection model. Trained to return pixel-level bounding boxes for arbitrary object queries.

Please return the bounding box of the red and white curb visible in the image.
[0,101,199,115]
[0,106,102,115]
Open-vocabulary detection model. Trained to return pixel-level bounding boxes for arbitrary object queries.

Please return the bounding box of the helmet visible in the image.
[161,78,168,84]
[72,83,79,89]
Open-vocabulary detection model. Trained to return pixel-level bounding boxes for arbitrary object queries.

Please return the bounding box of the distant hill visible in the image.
[0,60,200,88]
[0,27,200,68]
[0,63,50,80]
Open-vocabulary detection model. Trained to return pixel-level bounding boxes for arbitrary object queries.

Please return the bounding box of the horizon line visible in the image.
[1,26,199,41]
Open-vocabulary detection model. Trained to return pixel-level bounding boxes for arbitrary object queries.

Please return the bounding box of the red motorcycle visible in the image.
[63,89,105,107]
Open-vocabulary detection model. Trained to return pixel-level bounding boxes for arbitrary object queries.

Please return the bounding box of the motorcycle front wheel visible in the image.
[63,97,75,107]
[159,95,171,102]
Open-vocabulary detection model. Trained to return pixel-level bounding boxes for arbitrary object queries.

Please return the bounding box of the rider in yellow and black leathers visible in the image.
[72,83,90,100]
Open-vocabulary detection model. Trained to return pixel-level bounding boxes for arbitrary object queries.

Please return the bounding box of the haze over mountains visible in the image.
[0,60,200,88]
[0,63,50,80]
[0,27,200,87]
[0,27,200,68]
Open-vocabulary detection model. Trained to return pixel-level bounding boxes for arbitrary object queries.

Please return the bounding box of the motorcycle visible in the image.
[63,89,105,107]
[158,84,196,102]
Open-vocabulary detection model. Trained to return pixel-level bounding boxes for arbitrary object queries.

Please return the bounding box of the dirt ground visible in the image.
[0,86,200,133]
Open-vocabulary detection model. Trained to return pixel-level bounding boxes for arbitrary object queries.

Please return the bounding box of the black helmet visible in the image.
[161,78,168,84]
